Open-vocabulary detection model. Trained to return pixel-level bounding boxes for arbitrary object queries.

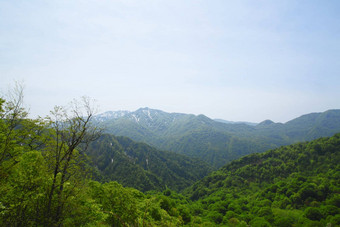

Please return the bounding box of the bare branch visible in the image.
[44,96,103,224]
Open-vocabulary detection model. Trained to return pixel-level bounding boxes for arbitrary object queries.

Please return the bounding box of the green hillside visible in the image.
[183,133,340,226]
[86,134,212,192]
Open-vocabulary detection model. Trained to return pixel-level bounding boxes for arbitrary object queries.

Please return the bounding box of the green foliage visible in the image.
[249,217,271,227]
[273,216,295,227]
[0,151,48,226]
[88,181,140,226]
[86,134,212,192]
[207,210,223,224]
[304,207,324,221]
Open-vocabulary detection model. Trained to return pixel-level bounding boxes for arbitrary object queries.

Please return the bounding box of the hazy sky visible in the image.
[1,0,339,123]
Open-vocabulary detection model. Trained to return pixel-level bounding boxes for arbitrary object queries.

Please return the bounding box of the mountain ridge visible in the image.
[94,108,340,168]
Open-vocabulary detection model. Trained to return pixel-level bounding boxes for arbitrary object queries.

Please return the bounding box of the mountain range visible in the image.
[94,108,340,168]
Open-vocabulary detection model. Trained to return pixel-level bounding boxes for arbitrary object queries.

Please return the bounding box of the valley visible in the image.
[86,134,212,192]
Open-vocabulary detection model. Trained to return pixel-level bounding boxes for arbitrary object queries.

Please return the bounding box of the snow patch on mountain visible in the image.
[132,114,139,123]
[145,109,152,120]
[94,110,130,121]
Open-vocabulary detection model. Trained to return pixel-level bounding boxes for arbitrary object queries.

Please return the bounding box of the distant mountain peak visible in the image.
[258,119,275,126]
[136,107,150,112]
[214,119,258,126]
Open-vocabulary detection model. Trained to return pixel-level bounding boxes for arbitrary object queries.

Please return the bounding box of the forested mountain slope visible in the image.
[86,134,212,192]
[183,133,340,226]
[95,108,340,168]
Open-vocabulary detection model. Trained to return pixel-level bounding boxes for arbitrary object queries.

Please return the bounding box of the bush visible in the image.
[274,216,295,227]
[327,196,340,207]
[178,207,191,224]
[150,207,161,221]
[322,205,339,216]
[328,214,340,225]
[160,197,172,212]
[302,220,324,227]
[258,207,273,217]
[304,207,324,221]
[224,210,237,220]
[249,217,271,227]
[228,217,239,226]
[207,211,223,224]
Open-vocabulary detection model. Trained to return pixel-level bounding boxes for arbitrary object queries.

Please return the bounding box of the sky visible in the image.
[1,0,340,123]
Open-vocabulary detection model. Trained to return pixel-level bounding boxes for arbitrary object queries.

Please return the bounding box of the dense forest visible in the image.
[184,134,340,226]
[86,134,212,192]
[0,88,339,226]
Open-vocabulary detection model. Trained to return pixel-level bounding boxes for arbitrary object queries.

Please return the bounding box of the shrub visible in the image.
[249,217,271,227]
[304,207,324,221]
[274,216,295,227]
[207,211,223,224]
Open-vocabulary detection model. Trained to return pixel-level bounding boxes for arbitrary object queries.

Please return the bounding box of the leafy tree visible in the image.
[273,216,295,227]
[43,97,102,225]
[249,217,271,227]
[0,151,48,226]
[89,181,139,226]
[0,84,46,177]
[0,84,48,226]
[207,210,223,224]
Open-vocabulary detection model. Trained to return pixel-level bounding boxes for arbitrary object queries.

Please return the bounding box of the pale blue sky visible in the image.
[1,0,340,122]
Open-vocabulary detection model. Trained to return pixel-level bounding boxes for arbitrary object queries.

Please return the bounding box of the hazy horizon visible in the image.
[1,1,339,122]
